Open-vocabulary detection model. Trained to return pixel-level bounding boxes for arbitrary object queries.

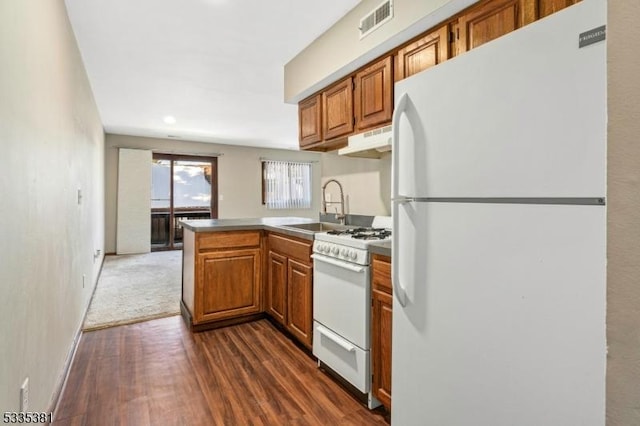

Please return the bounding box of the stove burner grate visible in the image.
[326,227,391,240]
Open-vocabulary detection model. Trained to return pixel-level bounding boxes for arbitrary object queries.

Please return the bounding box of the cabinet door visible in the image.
[196,248,261,323]
[372,288,393,409]
[395,25,450,81]
[298,94,322,147]
[538,0,579,18]
[456,0,527,54]
[354,56,393,131]
[322,77,354,140]
[372,255,392,409]
[286,259,313,349]
[266,251,287,325]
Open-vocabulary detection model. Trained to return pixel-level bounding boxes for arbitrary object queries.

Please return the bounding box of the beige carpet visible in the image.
[83,250,182,331]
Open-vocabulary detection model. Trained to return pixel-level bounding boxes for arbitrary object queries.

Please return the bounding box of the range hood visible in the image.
[338,125,392,158]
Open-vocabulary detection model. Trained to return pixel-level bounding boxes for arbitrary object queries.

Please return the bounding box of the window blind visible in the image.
[263,160,312,209]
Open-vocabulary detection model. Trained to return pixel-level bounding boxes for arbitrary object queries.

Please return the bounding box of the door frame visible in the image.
[152,153,218,250]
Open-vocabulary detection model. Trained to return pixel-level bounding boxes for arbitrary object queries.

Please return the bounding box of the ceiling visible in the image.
[65,0,360,150]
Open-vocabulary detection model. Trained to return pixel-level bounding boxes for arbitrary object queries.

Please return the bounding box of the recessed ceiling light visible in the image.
[163,115,176,124]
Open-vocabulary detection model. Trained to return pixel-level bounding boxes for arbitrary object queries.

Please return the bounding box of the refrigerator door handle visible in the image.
[392,199,408,307]
[391,92,409,201]
[392,93,410,307]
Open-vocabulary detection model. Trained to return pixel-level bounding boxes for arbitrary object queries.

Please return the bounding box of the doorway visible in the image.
[151,154,218,250]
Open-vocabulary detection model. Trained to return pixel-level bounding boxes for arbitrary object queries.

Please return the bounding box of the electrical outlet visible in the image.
[219,194,224,201]
[20,377,29,412]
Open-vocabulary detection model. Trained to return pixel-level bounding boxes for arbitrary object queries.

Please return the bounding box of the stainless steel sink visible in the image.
[281,222,352,232]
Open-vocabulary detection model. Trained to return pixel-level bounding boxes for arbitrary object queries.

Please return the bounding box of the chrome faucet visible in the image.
[322,179,346,224]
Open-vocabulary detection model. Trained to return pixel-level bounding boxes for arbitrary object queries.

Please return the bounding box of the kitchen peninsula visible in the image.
[180,217,321,347]
[181,215,394,408]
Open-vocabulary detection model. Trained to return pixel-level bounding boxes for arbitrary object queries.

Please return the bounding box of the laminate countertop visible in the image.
[180,217,319,241]
[368,240,392,258]
[181,217,393,257]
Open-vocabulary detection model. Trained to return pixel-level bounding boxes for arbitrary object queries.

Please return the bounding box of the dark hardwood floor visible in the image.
[54,316,390,425]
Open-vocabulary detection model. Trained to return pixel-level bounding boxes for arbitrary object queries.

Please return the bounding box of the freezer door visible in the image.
[391,201,605,426]
[393,0,605,199]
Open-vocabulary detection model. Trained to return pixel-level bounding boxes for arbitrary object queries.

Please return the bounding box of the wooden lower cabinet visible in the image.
[182,230,263,326]
[198,248,261,322]
[267,250,287,324]
[371,254,392,410]
[286,259,313,346]
[265,233,313,349]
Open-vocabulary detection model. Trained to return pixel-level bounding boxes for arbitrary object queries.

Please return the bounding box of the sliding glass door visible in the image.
[151,154,218,250]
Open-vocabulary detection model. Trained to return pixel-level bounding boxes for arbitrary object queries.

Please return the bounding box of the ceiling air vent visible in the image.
[359,0,393,39]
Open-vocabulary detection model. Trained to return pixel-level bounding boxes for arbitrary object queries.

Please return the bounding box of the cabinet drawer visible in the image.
[198,231,261,251]
[372,255,392,294]
[268,233,312,263]
[313,321,370,393]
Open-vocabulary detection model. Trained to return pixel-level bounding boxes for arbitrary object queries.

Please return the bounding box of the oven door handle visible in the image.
[316,324,356,353]
[311,253,365,273]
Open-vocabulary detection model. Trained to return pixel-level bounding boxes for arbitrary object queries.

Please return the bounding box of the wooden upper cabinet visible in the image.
[322,77,354,140]
[297,0,577,151]
[354,56,393,131]
[298,94,322,147]
[395,25,450,81]
[538,0,579,18]
[456,0,535,54]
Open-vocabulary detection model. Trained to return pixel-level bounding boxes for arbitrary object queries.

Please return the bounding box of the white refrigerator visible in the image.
[391,1,606,425]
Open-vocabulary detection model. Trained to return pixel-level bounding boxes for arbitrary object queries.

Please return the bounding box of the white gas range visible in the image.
[311,217,391,409]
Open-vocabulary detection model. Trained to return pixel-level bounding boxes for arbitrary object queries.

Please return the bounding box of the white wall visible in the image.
[0,0,104,412]
[284,0,477,102]
[105,134,324,253]
[607,1,640,424]
[321,152,391,216]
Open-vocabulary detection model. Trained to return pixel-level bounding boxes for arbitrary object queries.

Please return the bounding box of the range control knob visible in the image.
[331,246,339,255]
[349,250,357,260]
[340,248,348,257]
